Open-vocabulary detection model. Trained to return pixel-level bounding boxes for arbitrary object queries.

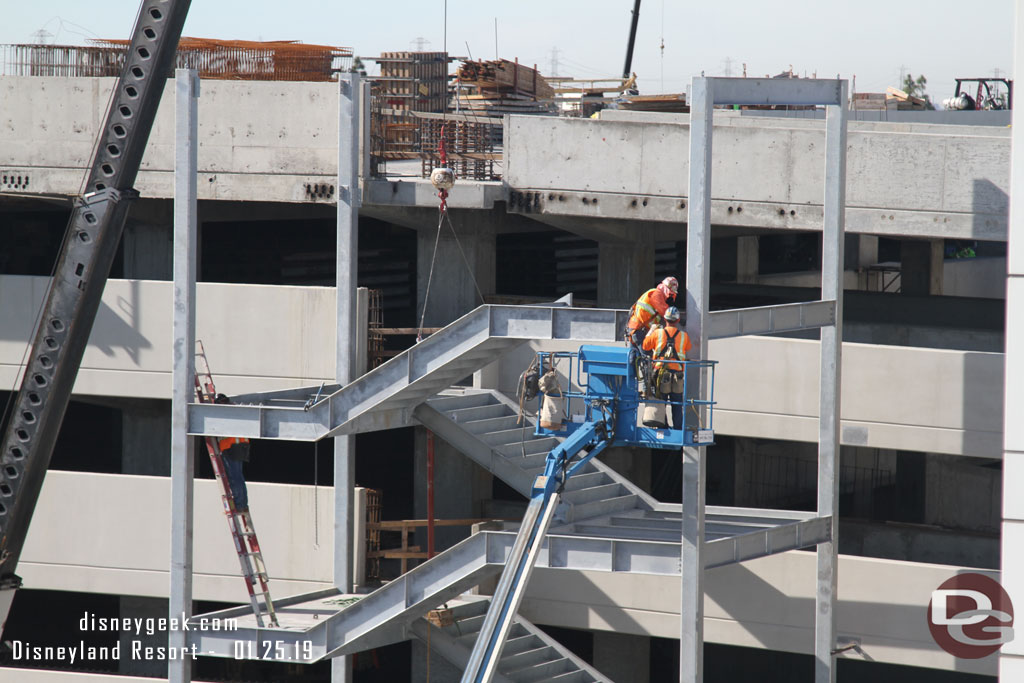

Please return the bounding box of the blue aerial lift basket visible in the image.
[534,344,717,449]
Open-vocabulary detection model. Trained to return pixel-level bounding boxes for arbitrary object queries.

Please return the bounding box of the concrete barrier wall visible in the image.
[505,114,1009,240]
[0,76,338,202]
[20,471,334,602]
[482,334,1004,457]
[523,555,997,675]
[0,275,336,399]
[19,470,991,674]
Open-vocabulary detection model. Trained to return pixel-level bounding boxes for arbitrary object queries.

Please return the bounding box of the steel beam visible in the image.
[708,77,844,106]
[334,71,361,683]
[816,82,848,683]
[169,67,199,683]
[708,300,836,339]
[704,515,832,568]
[681,75,713,683]
[680,75,847,683]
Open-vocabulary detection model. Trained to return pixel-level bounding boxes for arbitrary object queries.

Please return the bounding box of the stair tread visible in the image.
[561,482,623,504]
[448,403,509,422]
[462,415,523,434]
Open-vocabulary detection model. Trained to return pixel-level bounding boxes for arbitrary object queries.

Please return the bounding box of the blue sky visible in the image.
[1,0,1014,104]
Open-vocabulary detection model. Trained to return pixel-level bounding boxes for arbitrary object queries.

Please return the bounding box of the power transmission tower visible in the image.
[723,56,734,77]
[31,28,53,45]
[549,47,560,77]
[411,37,431,52]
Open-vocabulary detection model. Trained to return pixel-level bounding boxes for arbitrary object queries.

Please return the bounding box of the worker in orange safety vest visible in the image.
[641,306,692,429]
[215,394,251,511]
[625,276,679,348]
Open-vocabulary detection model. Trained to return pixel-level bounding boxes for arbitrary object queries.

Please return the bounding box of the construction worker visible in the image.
[642,306,692,430]
[215,394,250,511]
[626,276,679,348]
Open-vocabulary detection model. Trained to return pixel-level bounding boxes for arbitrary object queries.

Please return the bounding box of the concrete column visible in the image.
[594,632,650,683]
[900,239,943,295]
[122,399,171,476]
[123,217,173,280]
[417,209,496,327]
[857,235,878,268]
[119,596,168,677]
[597,234,654,309]
[600,446,652,494]
[736,235,759,284]
[413,427,492,551]
[850,235,879,290]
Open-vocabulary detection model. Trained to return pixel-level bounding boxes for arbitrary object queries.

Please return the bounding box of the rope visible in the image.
[416,211,445,342]
[442,210,487,304]
[416,203,487,342]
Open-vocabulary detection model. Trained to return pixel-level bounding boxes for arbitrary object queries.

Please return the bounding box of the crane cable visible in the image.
[417,0,486,343]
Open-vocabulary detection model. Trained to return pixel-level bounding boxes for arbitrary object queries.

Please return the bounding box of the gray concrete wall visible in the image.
[0,275,336,399]
[505,114,1009,241]
[18,470,999,674]
[0,76,338,204]
[479,335,1004,458]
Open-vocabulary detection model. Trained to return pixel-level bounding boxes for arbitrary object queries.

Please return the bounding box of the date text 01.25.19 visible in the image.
[234,640,313,661]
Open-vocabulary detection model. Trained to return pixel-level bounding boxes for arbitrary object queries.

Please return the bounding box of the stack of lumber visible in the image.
[885,86,928,110]
[453,59,556,115]
[616,93,689,113]
[851,92,891,111]
[852,88,927,111]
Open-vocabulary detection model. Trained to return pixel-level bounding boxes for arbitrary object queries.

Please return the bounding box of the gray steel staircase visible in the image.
[188,304,629,441]
[409,597,611,683]
[414,389,660,524]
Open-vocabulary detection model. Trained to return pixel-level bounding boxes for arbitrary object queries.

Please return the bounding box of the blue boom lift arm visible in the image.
[460,344,716,683]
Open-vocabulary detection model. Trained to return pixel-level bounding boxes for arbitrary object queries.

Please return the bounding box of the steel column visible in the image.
[169,67,199,683]
[333,71,360,683]
[681,76,713,683]
[815,82,848,683]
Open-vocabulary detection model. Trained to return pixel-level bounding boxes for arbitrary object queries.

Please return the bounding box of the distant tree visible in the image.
[350,56,367,76]
[902,73,935,110]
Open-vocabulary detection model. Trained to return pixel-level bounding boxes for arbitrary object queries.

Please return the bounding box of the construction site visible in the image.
[0,1,1022,682]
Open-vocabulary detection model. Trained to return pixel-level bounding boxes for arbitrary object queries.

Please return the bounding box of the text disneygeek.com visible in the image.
[7,611,314,663]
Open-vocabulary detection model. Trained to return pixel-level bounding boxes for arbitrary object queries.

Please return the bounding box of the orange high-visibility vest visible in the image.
[642,325,692,371]
[627,288,670,331]
[218,437,249,452]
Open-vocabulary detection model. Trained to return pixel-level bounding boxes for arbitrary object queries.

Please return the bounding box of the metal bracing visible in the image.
[682,76,847,683]
[708,300,836,340]
[187,305,628,441]
[169,67,199,683]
